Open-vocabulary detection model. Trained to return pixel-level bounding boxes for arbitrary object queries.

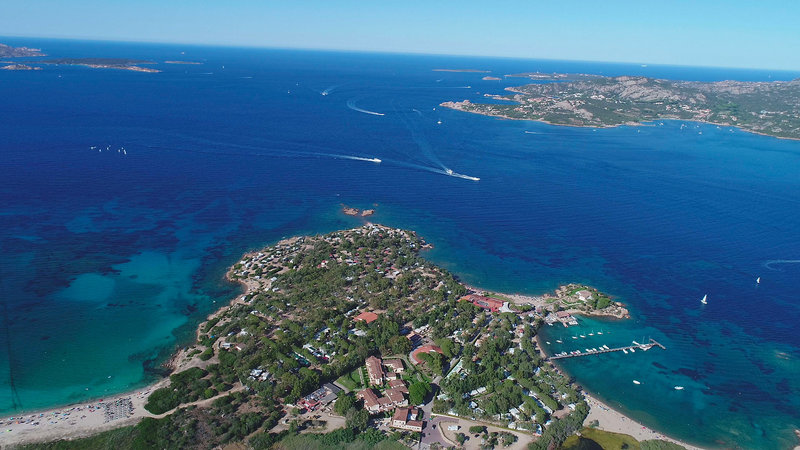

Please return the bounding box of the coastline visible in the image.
[440,102,800,142]
[472,284,697,449]
[0,253,254,447]
[463,283,630,320]
[0,379,168,447]
[534,335,703,450]
[582,392,704,450]
[4,235,687,448]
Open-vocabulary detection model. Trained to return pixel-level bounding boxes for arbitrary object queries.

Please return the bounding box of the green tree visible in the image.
[389,335,412,355]
[409,381,432,405]
[334,393,355,415]
[345,408,369,432]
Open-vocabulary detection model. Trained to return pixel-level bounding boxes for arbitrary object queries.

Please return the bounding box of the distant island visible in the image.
[1,63,41,71]
[442,72,800,140]
[0,43,45,57]
[482,76,501,81]
[433,68,491,73]
[164,60,203,65]
[40,58,161,73]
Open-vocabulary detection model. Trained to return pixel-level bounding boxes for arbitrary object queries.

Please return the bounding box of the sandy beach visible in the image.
[1,263,701,448]
[583,393,704,450]
[528,330,702,450]
[0,379,168,447]
[0,247,278,448]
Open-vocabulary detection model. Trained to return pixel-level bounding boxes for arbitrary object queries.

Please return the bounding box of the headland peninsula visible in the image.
[40,58,161,73]
[39,58,161,73]
[1,224,696,450]
[0,64,41,71]
[0,43,163,73]
[442,72,800,140]
[0,43,45,58]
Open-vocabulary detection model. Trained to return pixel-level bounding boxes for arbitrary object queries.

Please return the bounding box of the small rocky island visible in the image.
[442,72,800,140]
[40,58,161,73]
[342,205,375,217]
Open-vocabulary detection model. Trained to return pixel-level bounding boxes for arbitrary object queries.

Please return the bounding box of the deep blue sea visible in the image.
[2,38,799,448]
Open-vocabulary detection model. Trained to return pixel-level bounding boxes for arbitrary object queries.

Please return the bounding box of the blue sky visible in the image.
[2,0,800,70]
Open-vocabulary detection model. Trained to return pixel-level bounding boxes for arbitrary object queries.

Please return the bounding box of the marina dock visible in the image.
[549,338,666,360]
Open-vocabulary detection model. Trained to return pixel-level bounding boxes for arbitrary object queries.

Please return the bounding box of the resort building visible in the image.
[365,355,384,385]
[357,387,407,413]
[461,294,505,312]
[391,407,423,432]
[385,388,408,407]
[388,379,409,393]
[384,358,404,373]
[358,389,393,413]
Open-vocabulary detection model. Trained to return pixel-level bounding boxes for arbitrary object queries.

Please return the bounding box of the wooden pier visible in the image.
[549,338,666,360]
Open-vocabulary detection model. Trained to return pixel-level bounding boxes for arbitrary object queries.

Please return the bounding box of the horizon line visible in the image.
[3,34,800,74]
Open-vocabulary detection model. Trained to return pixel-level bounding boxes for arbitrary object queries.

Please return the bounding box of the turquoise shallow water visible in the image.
[1,38,800,448]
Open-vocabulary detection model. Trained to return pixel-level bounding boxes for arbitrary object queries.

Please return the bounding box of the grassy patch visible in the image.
[561,299,584,306]
[640,440,686,450]
[18,426,139,450]
[336,369,363,390]
[276,434,406,450]
[486,293,512,302]
[561,427,640,450]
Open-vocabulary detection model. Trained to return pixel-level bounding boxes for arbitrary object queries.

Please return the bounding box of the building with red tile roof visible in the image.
[384,359,404,373]
[461,294,505,312]
[385,388,408,406]
[391,407,423,431]
[354,311,379,324]
[365,355,384,386]
[357,388,393,413]
[388,379,409,393]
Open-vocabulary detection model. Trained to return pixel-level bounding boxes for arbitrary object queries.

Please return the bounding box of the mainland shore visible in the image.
[0,381,167,447]
[3,231,692,448]
[582,393,703,450]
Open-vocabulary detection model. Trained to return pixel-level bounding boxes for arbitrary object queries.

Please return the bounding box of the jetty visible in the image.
[549,339,666,360]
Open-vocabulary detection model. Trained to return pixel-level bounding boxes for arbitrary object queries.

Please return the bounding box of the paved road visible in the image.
[420,416,455,449]
[418,395,456,449]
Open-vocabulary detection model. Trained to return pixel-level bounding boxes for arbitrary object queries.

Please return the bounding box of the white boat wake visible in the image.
[145,142,380,166]
[341,156,381,164]
[443,168,480,181]
[346,99,384,116]
[763,260,800,271]
[381,159,479,181]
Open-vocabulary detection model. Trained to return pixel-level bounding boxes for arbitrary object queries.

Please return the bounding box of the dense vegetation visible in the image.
[435,313,579,431]
[444,74,800,139]
[21,225,645,449]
